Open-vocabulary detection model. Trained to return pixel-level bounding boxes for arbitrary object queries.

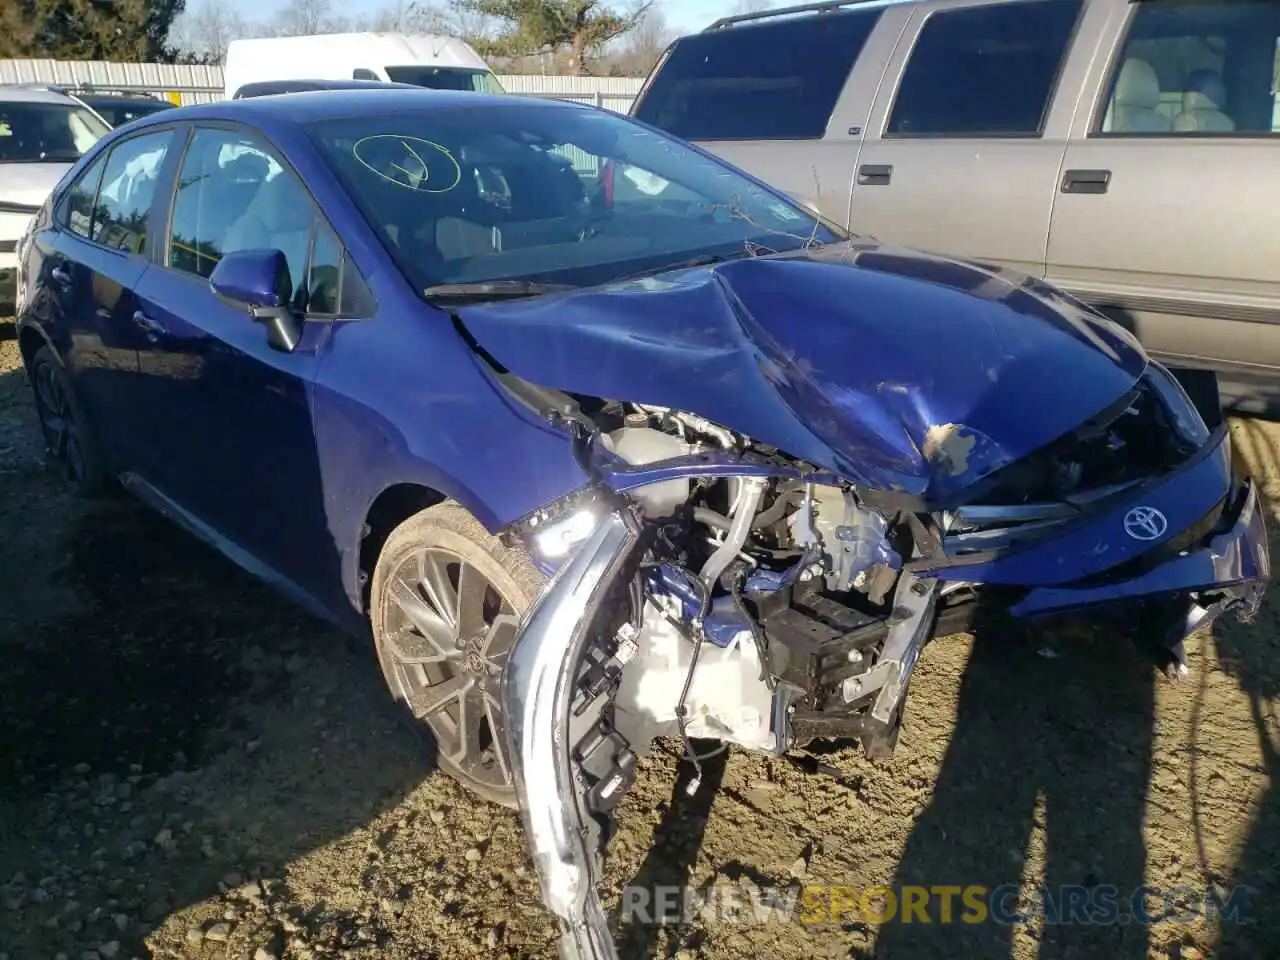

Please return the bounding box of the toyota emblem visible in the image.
[1123,506,1168,541]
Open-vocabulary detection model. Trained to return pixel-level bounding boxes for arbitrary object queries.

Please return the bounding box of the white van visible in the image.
[222,33,504,100]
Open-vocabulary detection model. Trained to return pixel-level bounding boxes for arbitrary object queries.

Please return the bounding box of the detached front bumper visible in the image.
[503,509,640,960]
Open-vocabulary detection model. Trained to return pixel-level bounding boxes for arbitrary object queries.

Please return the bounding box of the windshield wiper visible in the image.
[422,280,577,303]
[611,252,748,285]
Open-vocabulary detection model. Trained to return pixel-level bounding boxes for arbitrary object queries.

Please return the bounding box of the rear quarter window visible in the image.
[632,10,884,141]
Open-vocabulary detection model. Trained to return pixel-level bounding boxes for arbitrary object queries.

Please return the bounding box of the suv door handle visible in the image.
[50,265,72,285]
[857,164,893,186]
[1062,169,1111,195]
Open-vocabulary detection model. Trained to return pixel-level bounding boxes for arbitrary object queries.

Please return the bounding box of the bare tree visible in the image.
[610,4,672,75]
[357,1,494,40]
[443,0,497,42]
[270,0,350,36]
[168,0,248,63]
[363,0,420,31]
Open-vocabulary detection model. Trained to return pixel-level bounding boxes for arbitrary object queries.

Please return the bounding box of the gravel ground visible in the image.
[1,327,1277,960]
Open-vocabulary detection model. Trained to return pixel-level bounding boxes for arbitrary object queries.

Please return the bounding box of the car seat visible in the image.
[186,152,272,275]
[223,171,314,306]
[1105,58,1172,133]
[1173,69,1235,132]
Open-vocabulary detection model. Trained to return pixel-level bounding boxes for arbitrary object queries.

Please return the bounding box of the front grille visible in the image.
[1065,490,1233,589]
[0,240,16,254]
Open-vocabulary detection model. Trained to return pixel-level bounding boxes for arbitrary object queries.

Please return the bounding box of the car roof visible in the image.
[234,78,421,97]
[0,84,85,105]
[129,88,586,129]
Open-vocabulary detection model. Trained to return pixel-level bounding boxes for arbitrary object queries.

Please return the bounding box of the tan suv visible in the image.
[632,0,1280,411]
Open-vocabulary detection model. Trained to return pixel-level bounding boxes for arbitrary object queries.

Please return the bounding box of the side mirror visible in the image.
[209,248,300,352]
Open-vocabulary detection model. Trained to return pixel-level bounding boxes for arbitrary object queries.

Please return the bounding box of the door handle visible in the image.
[1062,169,1111,195]
[50,265,72,285]
[133,310,164,341]
[857,164,893,186]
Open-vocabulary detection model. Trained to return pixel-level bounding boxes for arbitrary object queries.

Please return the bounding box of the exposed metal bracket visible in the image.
[840,571,939,722]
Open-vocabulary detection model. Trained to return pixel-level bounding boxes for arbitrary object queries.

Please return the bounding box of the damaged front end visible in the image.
[497,375,1268,959]
[453,243,1273,958]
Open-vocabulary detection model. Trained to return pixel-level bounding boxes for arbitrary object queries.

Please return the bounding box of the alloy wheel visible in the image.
[32,361,87,488]
[383,547,521,791]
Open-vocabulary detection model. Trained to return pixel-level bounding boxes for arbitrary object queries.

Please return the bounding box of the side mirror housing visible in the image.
[209,248,300,352]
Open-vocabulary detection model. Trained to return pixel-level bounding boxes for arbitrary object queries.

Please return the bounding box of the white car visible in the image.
[0,86,110,312]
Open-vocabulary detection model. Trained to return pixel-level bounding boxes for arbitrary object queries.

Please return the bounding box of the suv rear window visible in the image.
[632,10,883,141]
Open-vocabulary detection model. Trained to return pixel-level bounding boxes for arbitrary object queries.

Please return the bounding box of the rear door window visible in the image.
[1096,0,1280,135]
[886,0,1084,137]
[91,129,174,253]
[61,153,108,241]
[631,9,884,141]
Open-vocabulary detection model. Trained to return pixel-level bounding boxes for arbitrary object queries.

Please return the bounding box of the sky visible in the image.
[652,0,782,33]
[217,0,782,37]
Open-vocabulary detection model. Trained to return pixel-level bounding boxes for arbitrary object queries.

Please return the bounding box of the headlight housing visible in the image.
[504,485,607,564]
[529,508,600,559]
[1144,361,1212,447]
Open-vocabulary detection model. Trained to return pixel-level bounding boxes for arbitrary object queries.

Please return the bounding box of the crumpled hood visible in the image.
[455,240,1149,502]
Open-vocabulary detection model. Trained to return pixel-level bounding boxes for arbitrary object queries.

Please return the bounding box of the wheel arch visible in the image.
[356,482,450,614]
[17,323,53,373]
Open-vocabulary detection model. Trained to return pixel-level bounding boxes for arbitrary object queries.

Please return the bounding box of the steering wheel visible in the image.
[570,203,612,242]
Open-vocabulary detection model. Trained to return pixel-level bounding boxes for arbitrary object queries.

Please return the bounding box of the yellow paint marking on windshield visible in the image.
[352,134,461,194]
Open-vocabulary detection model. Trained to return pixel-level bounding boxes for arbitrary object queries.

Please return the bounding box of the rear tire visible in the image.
[369,501,546,808]
[28,345,108,497]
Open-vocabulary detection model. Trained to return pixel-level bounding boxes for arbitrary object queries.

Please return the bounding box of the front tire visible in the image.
[369,501,546,808]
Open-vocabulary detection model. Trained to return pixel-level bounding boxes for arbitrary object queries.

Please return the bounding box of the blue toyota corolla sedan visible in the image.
[13,89,1269,959]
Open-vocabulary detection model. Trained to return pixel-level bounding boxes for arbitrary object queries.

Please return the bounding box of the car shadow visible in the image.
[0,360,432,958]
[874,616,1157,959]
[1211,416,1280,958]
[615,739,731,958]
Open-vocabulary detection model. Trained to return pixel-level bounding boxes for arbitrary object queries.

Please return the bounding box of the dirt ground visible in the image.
[1,328,1277,960]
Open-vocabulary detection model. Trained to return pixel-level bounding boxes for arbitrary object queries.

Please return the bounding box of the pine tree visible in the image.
[0,0,187,61]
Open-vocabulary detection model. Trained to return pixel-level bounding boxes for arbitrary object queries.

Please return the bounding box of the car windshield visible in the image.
[384,66,505,93]
[0,101,110,163]
[306,103,845,292]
